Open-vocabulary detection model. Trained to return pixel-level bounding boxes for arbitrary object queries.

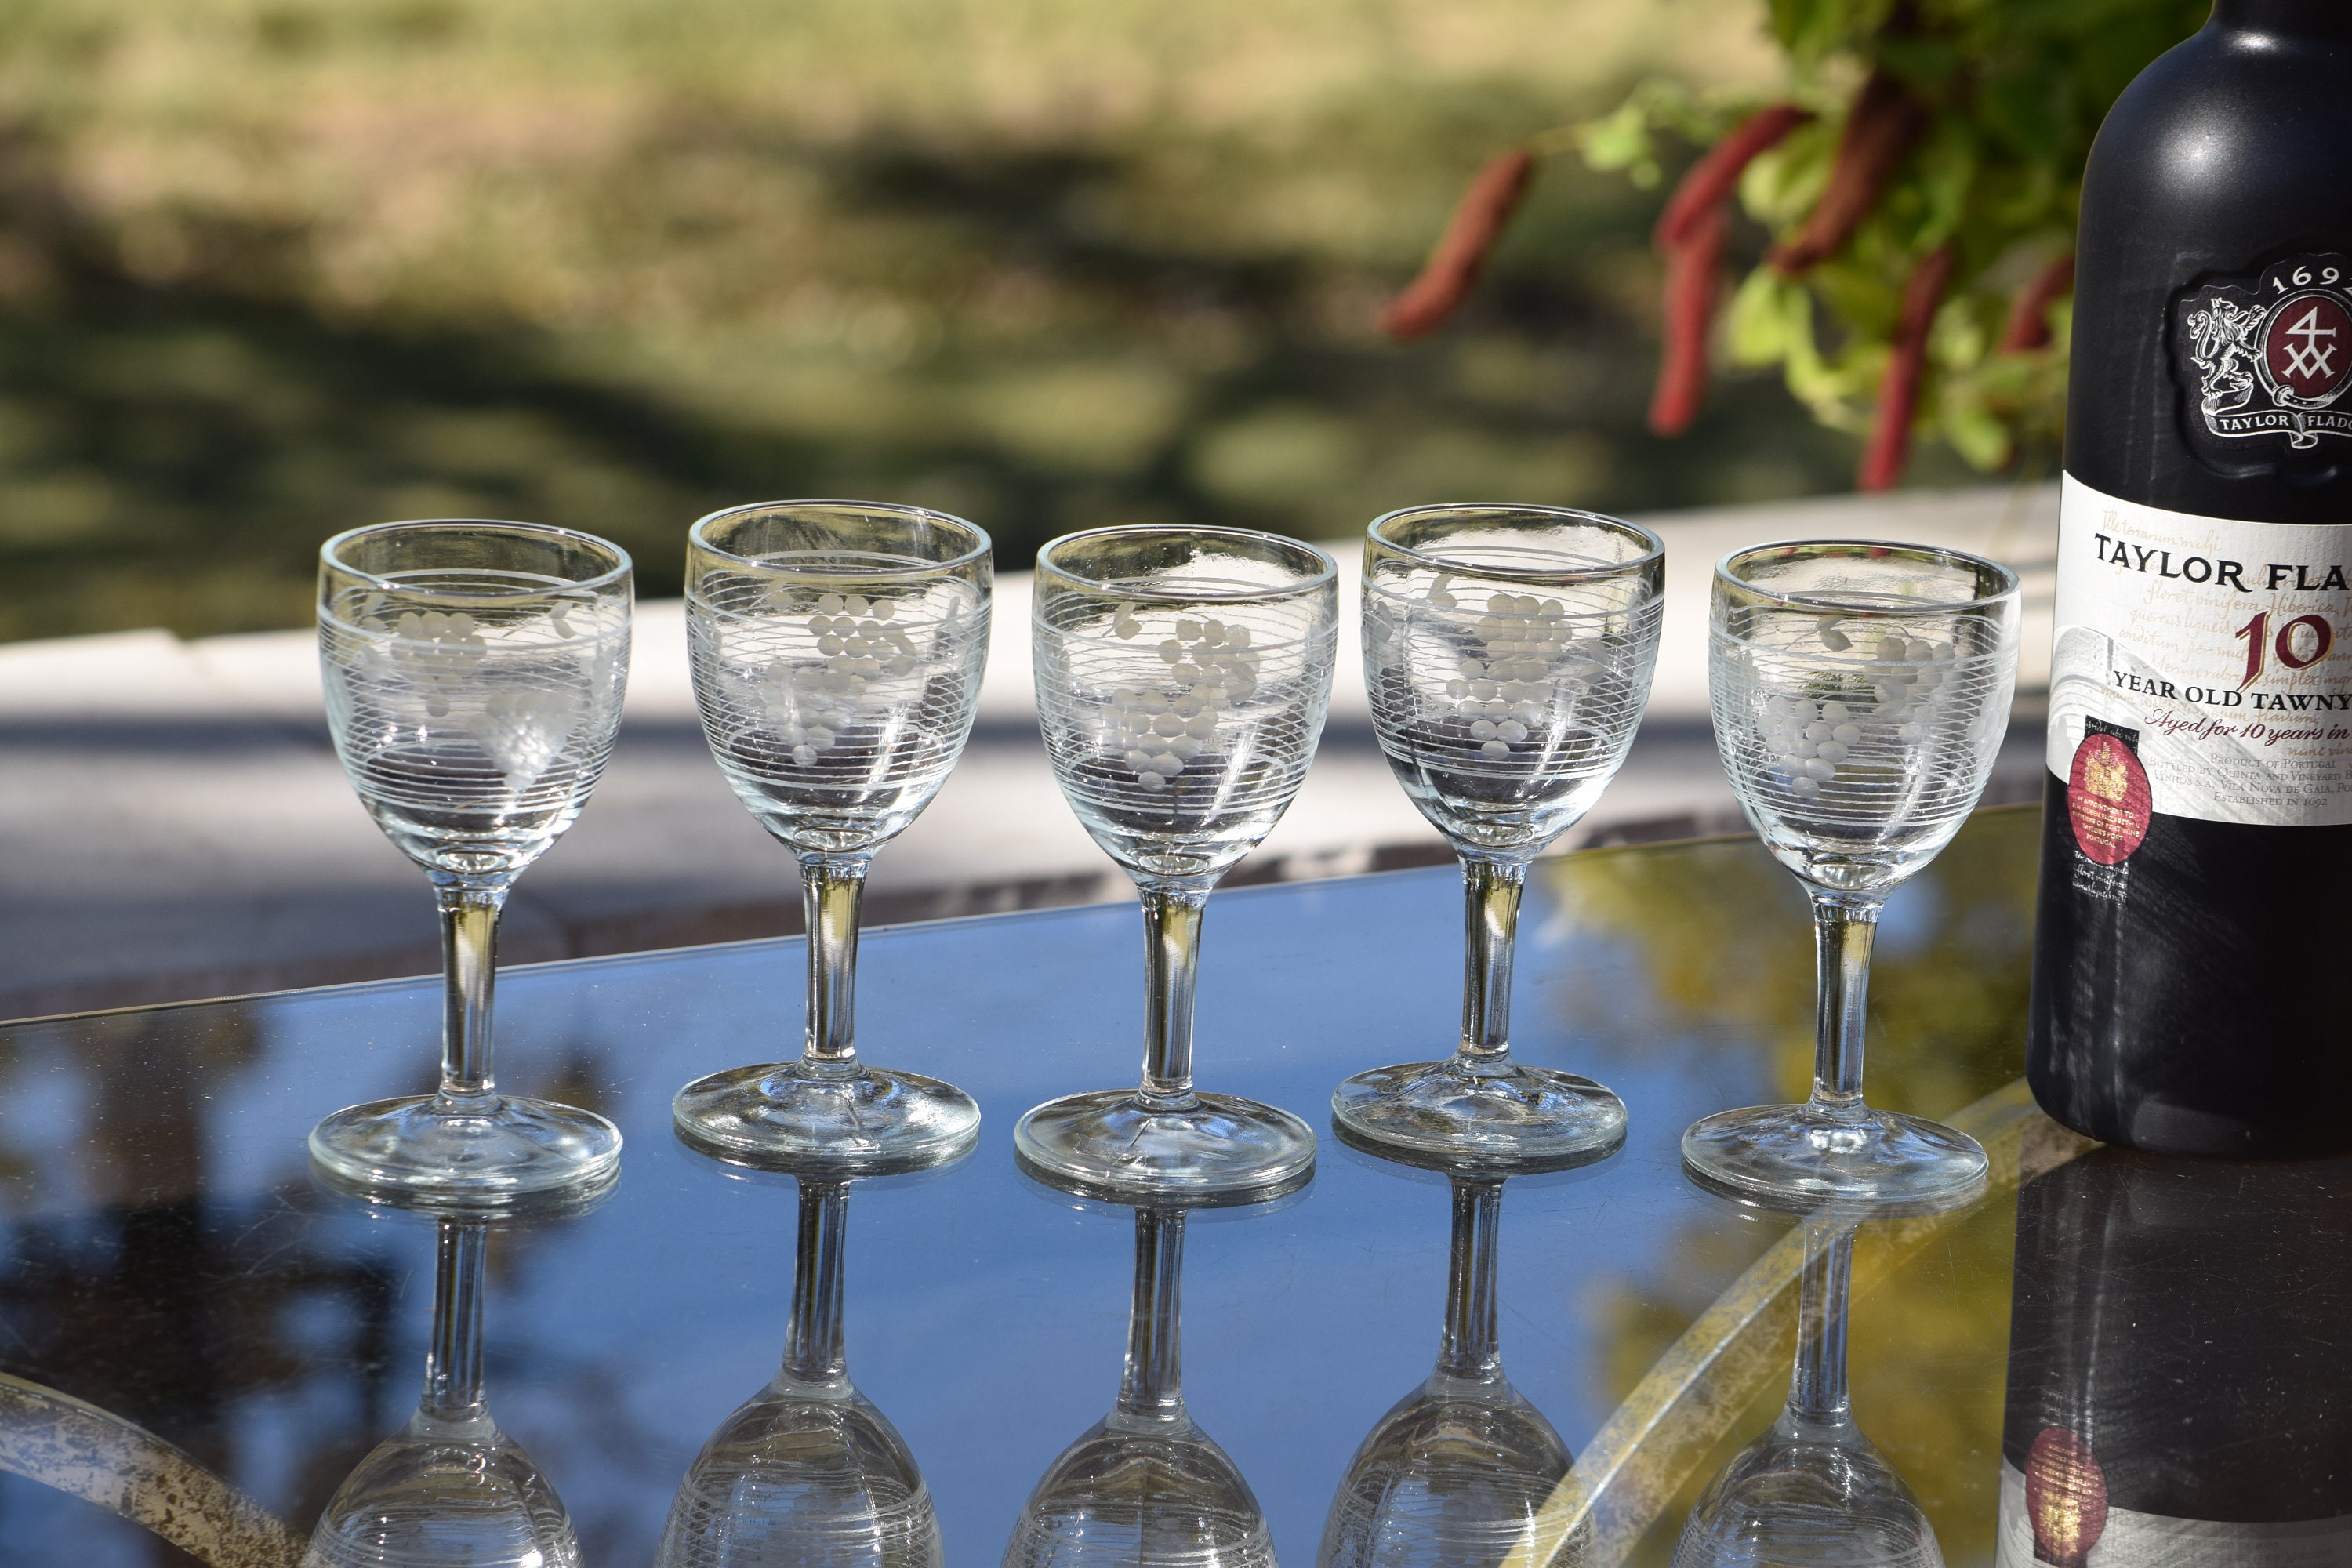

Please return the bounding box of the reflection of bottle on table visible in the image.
[1998,1149,2352,1566]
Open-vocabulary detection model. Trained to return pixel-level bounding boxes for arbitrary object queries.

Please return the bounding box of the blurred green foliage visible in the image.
[1552,804,2041,1564]
[0,0,1940,642]
[1583,0,2209,471]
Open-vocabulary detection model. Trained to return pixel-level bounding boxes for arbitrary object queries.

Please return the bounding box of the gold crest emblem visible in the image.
[2082,747,2130,800]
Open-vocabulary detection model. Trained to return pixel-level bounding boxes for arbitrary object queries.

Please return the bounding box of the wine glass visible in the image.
[1684,542,2019,1205]
[1019,526,1338,1199]
[658,1177,943,1568]
[1002,1203,1275,1568]
[1332,504,1664,1165]
[672,501,991,1171]
[303,1178,613,1568]
[1318,1174,1577,1568]
[312,520,632,1199]
[1668,1214,1944,1568]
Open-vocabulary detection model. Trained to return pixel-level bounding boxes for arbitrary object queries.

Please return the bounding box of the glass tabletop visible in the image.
[0,803,2341,1566]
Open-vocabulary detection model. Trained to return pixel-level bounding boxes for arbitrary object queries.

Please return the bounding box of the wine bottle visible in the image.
[2028,1,2352,1155]
[1998,1148,2352,1566]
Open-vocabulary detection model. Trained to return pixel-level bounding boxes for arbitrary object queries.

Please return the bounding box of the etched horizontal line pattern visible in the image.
[1364,578,1661,788]
[1034,592,1334,857]
[1711,612,2013,842]
[688,572,987,841]
[320,602,628,827]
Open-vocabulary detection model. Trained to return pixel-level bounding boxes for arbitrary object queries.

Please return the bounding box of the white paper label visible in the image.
[2049,474,2352,828]
[1998,1461,2352,1568]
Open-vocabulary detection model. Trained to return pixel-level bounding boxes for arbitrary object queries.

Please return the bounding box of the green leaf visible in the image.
[1577,99,1661,187]
[1581,0,2201,474]
[1740,118,1836,228]
[1726,267,1804,366]
[1908,118,1980,249]
[1940,393,2015,470]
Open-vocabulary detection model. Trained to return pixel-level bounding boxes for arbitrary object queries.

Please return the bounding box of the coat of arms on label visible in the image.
[2176,252,2352,451]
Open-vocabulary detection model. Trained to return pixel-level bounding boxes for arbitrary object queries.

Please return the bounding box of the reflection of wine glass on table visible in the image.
[303,1178,612,1567]
[1319,1174,1573,1568]
[657,1174,943,1568]
[1003,1200,1276,1568]
[1668,1214,1943,1568]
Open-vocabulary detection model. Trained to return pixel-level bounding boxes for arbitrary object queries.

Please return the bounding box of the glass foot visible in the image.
[1331,1058,1626,1170]
[1014,1089,1316,1200]
[673,1061,981,1174]
[308,1092,622,1200]
[1681,1103,1987,1208]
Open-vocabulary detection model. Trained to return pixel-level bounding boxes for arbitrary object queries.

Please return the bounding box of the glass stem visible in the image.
[1137,886,1210,1112]
[1116,1207,1187,1421]
[783,1178,851,1387]
[434,880,508,1109]
[1458,855,1528,1065]
[1437,1177,1505,1381]
[800,851,872,1074]
[1808,891,1885,1115]
[421,1218,488,1423]
[1788,1218,1856,1424]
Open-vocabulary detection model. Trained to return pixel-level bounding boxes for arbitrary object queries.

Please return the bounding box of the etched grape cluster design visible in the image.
[746,587,936,769]
[1714,607,2013,881]
[1369,571,1636,764]
[1091,604,1263,790]
[321,587,628,883]
[329,601,624,800]
[1360,556,1661,855]
[1753,624,1962,799]
[1034,578,1333,882]
[688,569,985,851]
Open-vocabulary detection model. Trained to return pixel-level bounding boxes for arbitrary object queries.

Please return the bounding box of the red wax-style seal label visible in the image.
[2025,1426,2108,1566]
[2067,732,2152,866]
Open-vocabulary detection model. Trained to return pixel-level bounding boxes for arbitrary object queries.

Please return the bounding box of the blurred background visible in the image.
[0,14,2092,1557]
[0,0,2081,1022]
[0,0,1957,644]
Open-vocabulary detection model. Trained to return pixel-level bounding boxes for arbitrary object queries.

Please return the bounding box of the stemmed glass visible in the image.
[1002,1203,1276,1568]
[1668,1214,1944,1568]
[1020,526,1338,1199]
[1319,1174,1575,1568]
[303,1177,613,1567]
[673,501,991,1171]
[313,520,632,1198]
[659,1177,944,1568]
[1334,504,1664,1165]
[1686,542,2018,1205]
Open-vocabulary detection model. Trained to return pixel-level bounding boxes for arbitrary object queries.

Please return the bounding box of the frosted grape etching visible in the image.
[321,592,628,873]
[1711,599,2016,890]
[1094,605,1260,790]
[689,564,987,851]
[1363,568,1661,851]
[758,587,927,766]
[1034,585,1331,881]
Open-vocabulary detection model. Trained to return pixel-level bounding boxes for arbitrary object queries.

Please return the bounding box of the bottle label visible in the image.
[2176,253,2352,456]
[2050,474,2352,829]
[1998,1460,2352,1566]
